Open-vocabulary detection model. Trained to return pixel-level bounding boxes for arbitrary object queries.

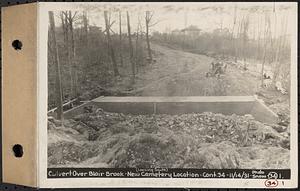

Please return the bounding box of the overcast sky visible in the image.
[51,2,296,38]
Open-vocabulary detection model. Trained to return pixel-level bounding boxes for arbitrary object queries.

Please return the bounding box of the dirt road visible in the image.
[132,43,260,96]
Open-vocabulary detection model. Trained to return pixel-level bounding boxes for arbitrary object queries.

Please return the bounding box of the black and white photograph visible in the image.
[46,2,296,178]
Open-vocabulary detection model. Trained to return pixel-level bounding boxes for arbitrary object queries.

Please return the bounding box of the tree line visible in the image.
[152,9,290,89]
[48,10,158,119]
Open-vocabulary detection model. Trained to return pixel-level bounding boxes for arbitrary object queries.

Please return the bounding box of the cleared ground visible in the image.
[127,43,258,96]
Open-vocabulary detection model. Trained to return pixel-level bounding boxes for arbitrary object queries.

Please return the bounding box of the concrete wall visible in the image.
[92,96,256,115]
[63,96,278,124]
[250,97,278,124]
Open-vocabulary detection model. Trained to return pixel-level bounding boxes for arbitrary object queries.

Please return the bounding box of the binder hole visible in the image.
[12,40,22,50]
[12,144,23,158]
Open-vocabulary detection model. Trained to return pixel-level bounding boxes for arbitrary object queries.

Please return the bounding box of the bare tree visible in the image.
[260,13,270,87]
[272,15,288,84]
[127,11,135,83]
[58,12,68,99]
[82,11,89,48]
[60,12,68,50]
[271,3,277,63]
[256,14,261,60]
[68,11,77,59]
[135,14,142,73]
[241,15,250,70]
[234,17,243,62]
[145,11,158,62]
[81,11,90,81]
[230,5,237,49]
[104,11,120,77]
[61,11,73,98]
[59,11,71,99]
[68,11,79,97]
[267,8,277,65]
[218,7,225,58]
[61,11,79,98]
[119,11,124,66]
[49,11,63,120]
